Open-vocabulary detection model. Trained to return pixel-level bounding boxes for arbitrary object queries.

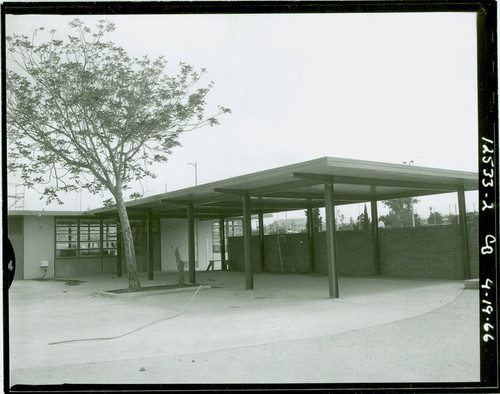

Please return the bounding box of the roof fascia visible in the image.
[293,172,464,191]
[214,179,322,197]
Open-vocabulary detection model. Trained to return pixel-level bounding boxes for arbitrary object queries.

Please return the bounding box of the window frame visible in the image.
[78,218,101,257]
[54,217,118,259]
[55,218,79,258]
[212,218,243,253]
[102,218,118,257]
[212,220,221,253]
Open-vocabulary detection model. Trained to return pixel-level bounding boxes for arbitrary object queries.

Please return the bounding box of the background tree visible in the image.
[444,214,459,225]
[379,197,421,228]
[444,211,478,226]
[356,204,370,230]
[427,209,443,225]
[6,19,230,290]
[337,216,356,231]
[305,207,323,232]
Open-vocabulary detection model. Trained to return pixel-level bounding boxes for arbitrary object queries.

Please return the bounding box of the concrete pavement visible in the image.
[7,271,479,385]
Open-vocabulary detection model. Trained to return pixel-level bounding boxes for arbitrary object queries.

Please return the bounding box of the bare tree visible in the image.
[6,19,230,290]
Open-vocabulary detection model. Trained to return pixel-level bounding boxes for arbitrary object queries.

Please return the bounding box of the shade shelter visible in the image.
[90,157,478,298]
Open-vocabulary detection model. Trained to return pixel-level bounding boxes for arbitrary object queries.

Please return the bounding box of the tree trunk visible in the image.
[115,191,141,291]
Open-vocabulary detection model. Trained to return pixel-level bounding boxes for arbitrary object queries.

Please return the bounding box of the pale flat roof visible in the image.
[7,210,88,217]
[89,157,478,219]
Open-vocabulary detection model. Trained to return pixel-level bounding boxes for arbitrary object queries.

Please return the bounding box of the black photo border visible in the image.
[2,1,498,393]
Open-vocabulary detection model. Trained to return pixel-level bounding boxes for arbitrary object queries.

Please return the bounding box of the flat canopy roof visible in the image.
[8,210,87,217]
[90,157,478,219]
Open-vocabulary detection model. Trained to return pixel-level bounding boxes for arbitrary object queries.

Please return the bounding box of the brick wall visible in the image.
[468,223,479,278]
[379,226,461,279]
[227,234,308,273]
[264,234,311,273]
[226,236,258,272]
[380,224,478,279]
[227,223,478,279]
[313,230,377,276]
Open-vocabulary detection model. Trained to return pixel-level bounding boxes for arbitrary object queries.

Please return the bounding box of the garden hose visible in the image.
[49,285,202,345]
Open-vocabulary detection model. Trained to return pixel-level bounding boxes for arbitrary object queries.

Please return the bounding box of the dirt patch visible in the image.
[31,278,86,286]
[106,283,198,294]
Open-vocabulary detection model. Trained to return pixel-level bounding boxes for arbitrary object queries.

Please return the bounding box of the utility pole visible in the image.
[403,160,416,227]
[187,162,198,186]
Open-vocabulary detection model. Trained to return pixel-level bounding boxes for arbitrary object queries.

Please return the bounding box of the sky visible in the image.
[5,11,479,220]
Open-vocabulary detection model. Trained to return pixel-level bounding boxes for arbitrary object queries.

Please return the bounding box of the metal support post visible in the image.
[188,203,196,284]
[258,212,265,272]
[370,199,381,276]
[307,206,316,273]
[219,217,226,270]
[147,209,154,280]
[457,187,471,280]
[243,194,253,290]
[324,183,339,298]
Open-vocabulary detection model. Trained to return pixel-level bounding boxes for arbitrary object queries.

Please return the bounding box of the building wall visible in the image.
[153,233,162,271]
[55,257,102,277]
[18,214,120,278]
[17,213,479,280]
[117,255,144,275]
[51,216,121,277]
[103,257,119,274]
[197,220,214,270]
[11,214,227,278]
[23,215,55,279]
[161,218,188,271]
[227,224,479,280]
[160,218,213,271]
[55,257,118,277]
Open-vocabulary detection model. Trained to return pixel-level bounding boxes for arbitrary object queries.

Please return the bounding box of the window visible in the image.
[55,218,118,258]
[79,219,101,256]
[103,219,117,256]
[56,219,78,257]
[227,219,243,237]
[212,218,243,253]
[212,221,221,253]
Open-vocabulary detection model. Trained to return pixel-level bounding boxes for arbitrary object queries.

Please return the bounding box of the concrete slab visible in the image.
[7,271,478,385]
[465,278,479,289]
